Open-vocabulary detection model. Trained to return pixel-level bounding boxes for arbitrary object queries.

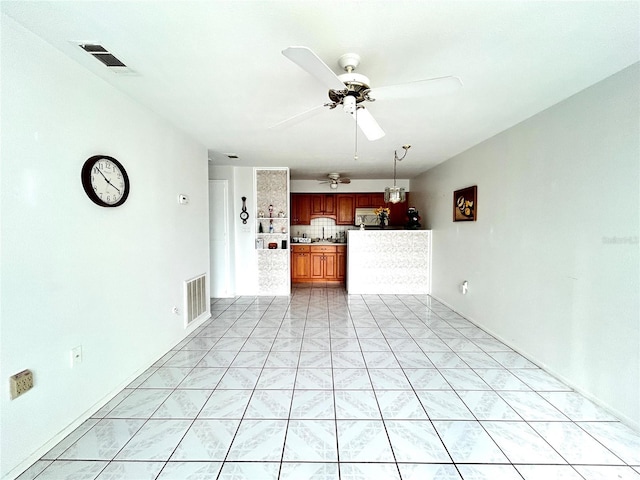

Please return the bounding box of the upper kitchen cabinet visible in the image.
[291,193,311,225]
[387,193,410,226]
[356,193,385,208]
[310,194,336,219]
[336,195,355,225]
[291,192,410,226]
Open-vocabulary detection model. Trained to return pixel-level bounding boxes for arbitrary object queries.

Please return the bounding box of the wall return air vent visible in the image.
[184,274,209,327]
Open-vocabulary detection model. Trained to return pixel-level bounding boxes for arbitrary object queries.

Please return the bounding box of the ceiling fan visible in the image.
[319,173,351,189]
[274,46,462,141]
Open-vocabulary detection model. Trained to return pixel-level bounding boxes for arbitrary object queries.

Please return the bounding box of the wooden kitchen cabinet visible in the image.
[311,250,337,279]
[293,192,411,227]
[336,195,355,225]
[291,194,311,225]
[356,192,385,208]
[292,244,345,283]
[387,192,410,226]
[291,245,311,281]
[336,246,346,281]
[310,194,336,218]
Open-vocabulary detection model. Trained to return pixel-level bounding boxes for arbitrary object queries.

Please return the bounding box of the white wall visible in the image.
[411,63,639,428]
[209,165,257,296]
[0,15,210,478]
[291,178,409,193]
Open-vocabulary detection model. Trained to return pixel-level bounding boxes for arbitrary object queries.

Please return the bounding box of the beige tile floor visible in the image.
[18,286,640,479]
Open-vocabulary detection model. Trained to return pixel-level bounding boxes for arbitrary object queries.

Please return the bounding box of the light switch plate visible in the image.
[71,346,83,367]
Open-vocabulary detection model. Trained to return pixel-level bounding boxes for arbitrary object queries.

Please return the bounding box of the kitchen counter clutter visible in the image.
[291,243,346,283]
[291,239,346,245]
[347,229,431,294]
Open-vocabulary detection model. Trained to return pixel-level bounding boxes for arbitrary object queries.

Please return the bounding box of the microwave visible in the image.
[354,208,379,226]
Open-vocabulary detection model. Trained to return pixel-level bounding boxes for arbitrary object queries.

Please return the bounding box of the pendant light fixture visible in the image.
[384,144,411,204]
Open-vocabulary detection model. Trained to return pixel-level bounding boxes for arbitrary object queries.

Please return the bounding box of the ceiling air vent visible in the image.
[79,44,135,74]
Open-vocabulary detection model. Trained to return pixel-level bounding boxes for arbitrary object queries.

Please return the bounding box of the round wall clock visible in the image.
[81,155,130,207]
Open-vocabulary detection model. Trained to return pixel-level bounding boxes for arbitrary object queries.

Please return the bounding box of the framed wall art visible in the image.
[453,185,477,222]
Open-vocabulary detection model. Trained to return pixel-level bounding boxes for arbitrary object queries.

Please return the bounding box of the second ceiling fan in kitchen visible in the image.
[273,46,462,141]
[318,173,351,190]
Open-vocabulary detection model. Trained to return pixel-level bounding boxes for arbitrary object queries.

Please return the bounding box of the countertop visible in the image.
[291,240,346,246]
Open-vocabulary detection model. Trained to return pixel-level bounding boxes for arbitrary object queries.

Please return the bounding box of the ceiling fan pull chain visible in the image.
[354,106,359,160]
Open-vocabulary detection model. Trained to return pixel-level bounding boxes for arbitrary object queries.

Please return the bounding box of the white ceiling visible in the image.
[2,1,638,180]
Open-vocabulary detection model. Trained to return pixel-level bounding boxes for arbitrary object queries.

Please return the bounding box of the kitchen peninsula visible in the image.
[347,230,432,294]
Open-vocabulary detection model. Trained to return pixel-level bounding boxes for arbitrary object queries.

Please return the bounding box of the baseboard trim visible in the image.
[429,294,639,432]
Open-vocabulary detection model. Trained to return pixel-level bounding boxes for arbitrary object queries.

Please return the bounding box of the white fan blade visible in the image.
[269,104,326,130]
[282,46,346,91]
[368,75,462,101]
[347,107,385,141]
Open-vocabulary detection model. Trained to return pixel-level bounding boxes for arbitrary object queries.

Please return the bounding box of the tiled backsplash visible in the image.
[291,217,356,241]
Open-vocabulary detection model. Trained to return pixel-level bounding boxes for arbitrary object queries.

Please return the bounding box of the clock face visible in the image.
[81,155,130,207]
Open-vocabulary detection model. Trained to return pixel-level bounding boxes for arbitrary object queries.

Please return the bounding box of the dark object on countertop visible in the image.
[406,207,421,229]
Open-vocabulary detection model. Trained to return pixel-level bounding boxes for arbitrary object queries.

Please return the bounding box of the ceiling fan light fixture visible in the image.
[330,182,338,189]
[343,95,356,115]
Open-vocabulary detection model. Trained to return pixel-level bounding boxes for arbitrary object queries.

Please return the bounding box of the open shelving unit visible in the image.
[254,168,290,295]
[255,216,289,249]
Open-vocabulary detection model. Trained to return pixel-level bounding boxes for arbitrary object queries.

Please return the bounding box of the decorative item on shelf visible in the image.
[406,207,421,229]
[240,197,249,224]
[268,242,278,249]
[374,206,390,228]
[259,221,264,233]
[269,219,274,233]
[258,210,265,218]
[256,238,264,249]
[384,144,411,204]
[453,185,477,222]
[268,204,274,217]
[278,210,286,218]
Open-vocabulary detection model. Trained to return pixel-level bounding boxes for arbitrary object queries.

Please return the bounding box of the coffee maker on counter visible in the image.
[405,207,421,229]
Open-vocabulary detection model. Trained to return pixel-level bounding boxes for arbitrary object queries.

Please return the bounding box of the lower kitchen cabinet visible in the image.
[311,248,336,280]
[336,248,346,281]
[291,244,346,283]
[291,245,310,281]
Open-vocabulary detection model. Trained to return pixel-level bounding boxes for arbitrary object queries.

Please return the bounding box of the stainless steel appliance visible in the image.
[354,208,379,226]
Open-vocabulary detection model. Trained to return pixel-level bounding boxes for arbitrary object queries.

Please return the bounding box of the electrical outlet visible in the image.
[10,370,34,400]
[70,346,83,367]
